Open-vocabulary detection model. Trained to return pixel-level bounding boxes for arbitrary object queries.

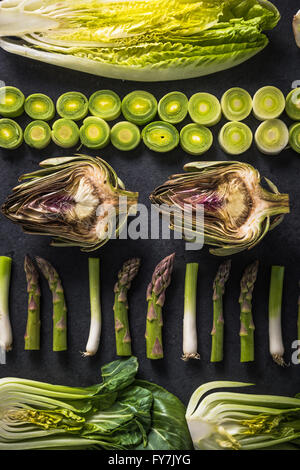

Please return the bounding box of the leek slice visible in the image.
[142,121,179,153]
[122,91,157,125]
[0,118,23,149]
[24,93,55,121]
[289,123,300,154]
[110,121,140,151]
[255,119,288,155]
[221,87,252,121]
[158,92,188,124]
[188,93,221,126]
[0,86,24,118]
[80,116,110,149]
[180,123,213,155]
[218,121,252,155]
[253,86,285,120]
[89,90,121,121]
[286,88,300,120]
[51,119,80,148]
[24,121,51,150]
[56,92,88,121]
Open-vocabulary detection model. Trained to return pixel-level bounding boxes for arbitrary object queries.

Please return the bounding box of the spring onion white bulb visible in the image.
[268,266,286,366]
[83,258,101,357]
[182,263,199,361]
[0,256,12,363]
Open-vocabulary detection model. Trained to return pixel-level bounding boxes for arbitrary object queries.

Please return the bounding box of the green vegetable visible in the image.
[182,263,200,361]
[0,118,23,149]
[146,253,175,360]
[0,256,12,362]
[298,281,300,364]
[218,121,253,155]
[122,91,157,125]
[289,122,300,153]
[56,92,88,121]
[186,381,300,450]
[158,92,188,124]
[255,119,289,155]
[0,0,280,82]
[210,260,231,363]
[24,256,41,351]
[114,258,140,357]
[188,93,221,127]
[286,88,300,120]
[293,10,300,48]
[2,155,138,251]
[36,257,67,352]
[269,266,286,366]
[80,116,110,149]
[110,121,141,151]
[150,161,290,256]
[142,121,179,153]
[221,87,252,121]
[24,121,51,150]
[84,258,101,357]
[0,86,24,117]
[24,93,55,121]
[180,124,213,155]
[51,118,80,148]
[89,90,121,121]
[253,86,285,120]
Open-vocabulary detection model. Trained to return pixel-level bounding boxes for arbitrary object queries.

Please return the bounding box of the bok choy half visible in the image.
[0,0,280,82]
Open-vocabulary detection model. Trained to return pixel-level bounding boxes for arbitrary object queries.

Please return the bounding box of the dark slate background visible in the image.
[0,0,299,405]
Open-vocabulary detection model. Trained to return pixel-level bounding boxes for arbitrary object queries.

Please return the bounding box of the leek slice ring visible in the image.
[188,93,221,127]
[286,88,300,120]
[158,92,188,124]
[89,90,121,121]
[56,92,88,121]
[110,121,141,151]
[80,116,110,149]
[0,86,24,118]
[253,86,285,120]
[221,88,252,121]
[0,118,23,149]
[289,122,300,154]
[25,93,55,121]
[51,119,80,148]
[255,119,288,155]
[218,121,253,155]
[122,91,157,125]
[180,123,213,155]
[142,121,179,153]
[24,120,51,149]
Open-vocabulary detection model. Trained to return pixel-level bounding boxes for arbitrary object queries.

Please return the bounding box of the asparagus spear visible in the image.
[182,263,200,361]
[83,257,101,357]
[297,281,300,364]
[210,259,231,363]
[269,266,286,366]
[36,257,67,351]
[0,256,12,363]
[239,260,259,363]
[113,258,140,356]
[145,253,175,360]
[24,255,41,350]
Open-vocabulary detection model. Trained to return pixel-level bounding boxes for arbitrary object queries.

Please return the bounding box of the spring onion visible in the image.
[24,93,55,121]
[158,92,188,124]
[0,118,23,149]
[269,266,286,366]
[142,121,179,153]
[253,86,285,120]
[221,87,252,121]
[110,121,140,151]
[255,119,289,155]
[0,86,24,117]
[180,124,213,155]
[51,119,80,148]
[24,121,51,150]
[56,92,88,121]
[0,256,12,364]
[188,93,221,127]
[80,117,110,149]
[122,91,157,125]
[286,88,300,120]
[89,90,121,121]
[218,121,253,155]
[289,122,300,153]
[182,263,199,361]
[84,258,101,357]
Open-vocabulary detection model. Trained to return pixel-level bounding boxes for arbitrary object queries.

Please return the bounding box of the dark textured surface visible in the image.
[0,0,300,405]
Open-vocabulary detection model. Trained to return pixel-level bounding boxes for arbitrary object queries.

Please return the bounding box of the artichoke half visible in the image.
[2,155,138,251]
[150,161,289,256]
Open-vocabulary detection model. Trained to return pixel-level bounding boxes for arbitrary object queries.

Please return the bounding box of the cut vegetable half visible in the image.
[89,90,121,121]
[289,123,300,154]
[158,92,188,124]
[188,93,221,126]
[56,92,88,121]
[51,119,80,148]
[24,121,51,150]
[142,121,179,153]
[253,86,285,120]
[221,87,252,121]
[110,121,140,151]
[0,86,24,118]
[122,91,157,125]
[80,117,110,149]
[24,93,55,121]
[180,123,213,155]
[255,119,288,155]
[286,88,300,120]
[218,121,252,155]
[0,118,23,149]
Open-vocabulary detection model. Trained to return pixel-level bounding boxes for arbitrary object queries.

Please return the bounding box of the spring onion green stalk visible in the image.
[253,86,285,120]
[218,121,253,155]
[210,260,231,363]
[188,93,221,127]
[24,121,51,150]
[89,90,121,121]
[36,257,67,352]
[0,256,12,363]
[25,93,55,121]
[180,124,213,155]
[239,261,259,363]
[142,121,179,153]
[110,121,141,151]
[83,258,101,357]
[158,92,188,124]
[24,255,41,351]
[0,118,23,149]
[122,91,157,125]
[269,266,285,366]
[255,119,289,155]
[182,263,199,361]
[289,123,300,154]
[0,86,24,117]
[51,118,80,148]
[114,258,140,357]
[286,88,300,120]
[146,253,175,360]
[80,116,110,149]
[56,92,88,121]
[221,87,252,121]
